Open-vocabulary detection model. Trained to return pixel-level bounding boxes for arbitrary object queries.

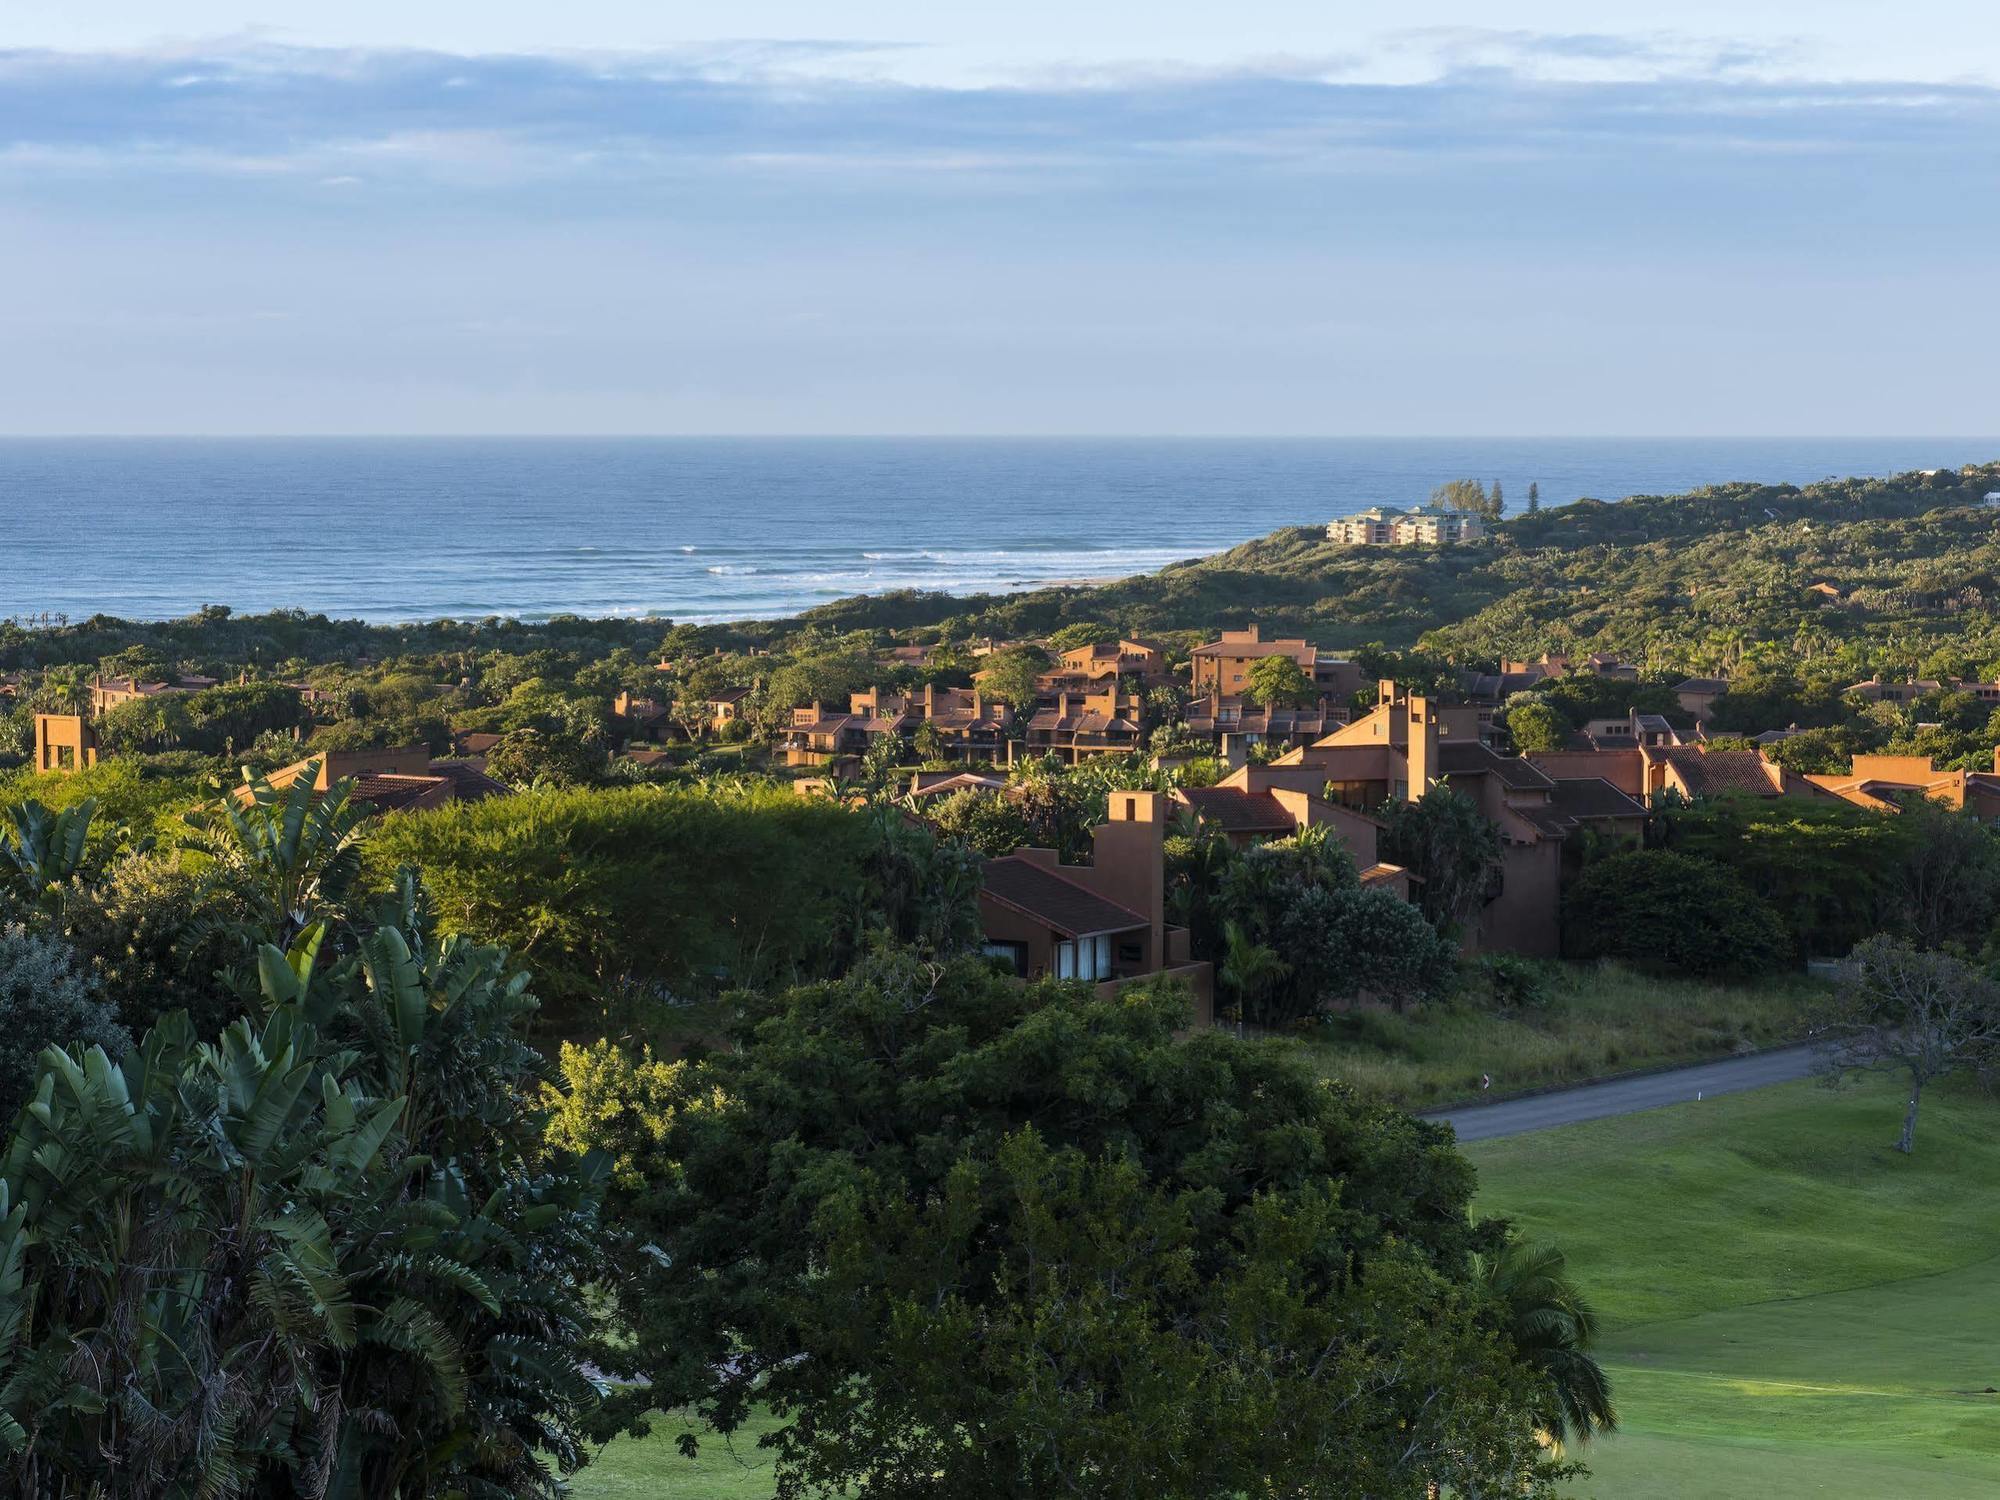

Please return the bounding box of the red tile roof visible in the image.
[1177,787,1297,833]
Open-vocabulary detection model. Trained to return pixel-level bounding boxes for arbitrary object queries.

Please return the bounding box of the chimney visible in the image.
[1406,695,1439,795]
[1088,792,1167,965]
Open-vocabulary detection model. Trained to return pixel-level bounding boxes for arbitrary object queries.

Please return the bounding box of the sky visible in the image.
[2,2,1997,436]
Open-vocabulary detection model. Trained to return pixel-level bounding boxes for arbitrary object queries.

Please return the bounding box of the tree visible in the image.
[1242,652,1317,709]
[1431,478,1493,516]
[1527,481,1540,513]
[182,762,369,943]
[926,786,1032,856]
[583,950,1574,1497]
[972,644,1049,711]
[1563,849,1789,979]
[0,797,100,920]
[1477,1238,1616,1452]
[1505,697,1572,754]
[1376,785,1504,936]
[1271,883,1456,1019]
[1817,936,2000,1153]
[484,725,606,788]
[1217,920,1289,1022]
[1490,479,1505,518]
[1886,797,2000,951]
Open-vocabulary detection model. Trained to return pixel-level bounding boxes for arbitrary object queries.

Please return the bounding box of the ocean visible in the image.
[3,437,1996,625]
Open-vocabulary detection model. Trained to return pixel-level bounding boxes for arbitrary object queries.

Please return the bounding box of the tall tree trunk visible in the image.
[1897,1077,1923,1154]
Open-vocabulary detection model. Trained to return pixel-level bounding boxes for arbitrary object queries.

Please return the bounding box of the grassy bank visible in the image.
[1302,963,1821,1110]
[1467,1075,2000,1497]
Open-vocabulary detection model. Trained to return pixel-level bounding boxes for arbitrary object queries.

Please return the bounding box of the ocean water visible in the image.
[3,437,1995,625]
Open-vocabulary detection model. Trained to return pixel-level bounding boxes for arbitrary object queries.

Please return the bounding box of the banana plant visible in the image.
[0,796,98,917]
[184,762,370,940]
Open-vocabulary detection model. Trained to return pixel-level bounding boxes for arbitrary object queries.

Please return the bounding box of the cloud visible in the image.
[0,36,1993,197]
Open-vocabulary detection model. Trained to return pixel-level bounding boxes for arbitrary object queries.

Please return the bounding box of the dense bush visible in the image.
[365,782,974,1019]
[0,925,128,1121]
[61,853,261,1035]
[1563,849,1790,978]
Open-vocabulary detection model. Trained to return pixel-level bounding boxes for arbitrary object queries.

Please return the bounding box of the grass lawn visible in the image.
[1302,963,1821,1110]
[571,1408,787,1500]
[1467,1074,2000,1497]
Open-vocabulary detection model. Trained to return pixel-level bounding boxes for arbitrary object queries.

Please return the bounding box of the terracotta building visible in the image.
[248,747,511,815]
[977,790,1212,1020]
[1188,625,1364,701]
[1017,684,1145,765]
[1804,753,2000,818]
[31,714,101,774]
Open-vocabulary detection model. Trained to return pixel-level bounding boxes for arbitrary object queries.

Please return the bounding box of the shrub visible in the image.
[61,853,261,1035]
[1476,952,1560,1011]
[0,925,128,1121]
[1563,849,1790,979]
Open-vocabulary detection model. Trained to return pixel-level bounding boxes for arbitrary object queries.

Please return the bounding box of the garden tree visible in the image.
[856,733,904,801]
[1562,849,1789,978]
[911,719,947,763]
[1535,675,1686,727]
[1817,936,2000,1153]
[840,805,984,963]
[1375,785,1504,936]
[1889,797,2000,951]
[1243,652,1317,709]
[969,643,1049,710]
[0,926,127,1122]
[1704,668,1847,735]
[1475,1239,1616,1452]
[925,786,1033,856]
[753,651,875,734]
[1044,622,1113,654]
[0,912,607,1497]
[1765,724,1872,776]
[1163,807,1234,962]
[1216,921,1289,1022]
[485,725,608,788]
[1270,883,1456,1020]
[1432,477,1496,518]
[581,950,1575,1498]
[1505,697,1572,753]
[1651,794,1902,960]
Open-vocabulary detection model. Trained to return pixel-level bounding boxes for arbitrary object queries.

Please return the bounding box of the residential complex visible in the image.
[1327,505,1487,547]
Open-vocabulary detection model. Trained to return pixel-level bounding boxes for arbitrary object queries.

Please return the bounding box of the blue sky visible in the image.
[2,4,1997,434]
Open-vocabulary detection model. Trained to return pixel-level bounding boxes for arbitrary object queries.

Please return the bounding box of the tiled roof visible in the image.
[1549,777,1649,820]
[424,760,513,801]
[1655,748,1780,797]
[708,686,752,704]
[1359,861,1413,888]
[980,858,1148,938]
[1177,787,1296,833]
[1675,677,1729,693]
[1437,742,1555,789]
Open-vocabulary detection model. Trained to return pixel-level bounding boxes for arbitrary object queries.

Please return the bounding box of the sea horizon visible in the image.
[6,435,1997,628]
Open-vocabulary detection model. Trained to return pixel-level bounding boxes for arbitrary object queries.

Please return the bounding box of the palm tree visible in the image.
[1476,1238,1617,1452]
[1218,921,1289,1027]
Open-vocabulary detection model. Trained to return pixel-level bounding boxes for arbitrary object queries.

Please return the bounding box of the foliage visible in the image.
[1376,784,1504,936]
[1505,696,1572,752]
[60,851,262,1036]
[1270,882,1456,1020]
[485,725,608,788]
[0,926,127,1122]
[923,786,1032,855]
[1476,1238,1617,1451]
[0,917,607,1497]
[1814,936,2000,1153]
[1475,951,1559,1011]
[1563,849,1789,979]
[0,797,102,920]
[364,782,889,1018]
[182,761,370,943]
[585,949,1571,1498]
[544,1039,701,1190]
[968,644,1048,710]
[1243,652,1316,708]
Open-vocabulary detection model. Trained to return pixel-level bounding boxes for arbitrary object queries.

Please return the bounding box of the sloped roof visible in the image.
[1549,777,1649,820]
[1177,787,1296,833]
[980,858,1148,938]
[1437,741,1555,790]
[1655,748,1780,797]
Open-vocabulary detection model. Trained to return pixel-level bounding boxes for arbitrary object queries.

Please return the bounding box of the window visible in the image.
[981,941,1028,978]
[1054,935,1113,981]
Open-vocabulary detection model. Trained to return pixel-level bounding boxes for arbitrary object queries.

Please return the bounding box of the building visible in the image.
[91,674,219,714]
[31,714,100,774]
[1052,638,1170,683]
[977,790,1211,1018]
[705,685,753,731]
[1673,676,1730,721]
[613,691,676,744]
[1188,625,1364,701]
[1179,693,1348,761]
[1527,743,1810,802]
[247,747,511,814]
[1017,685,1145,765]
[1803,753,2000,818]
[1327,505,1487,547]
[1576,709,1689,751]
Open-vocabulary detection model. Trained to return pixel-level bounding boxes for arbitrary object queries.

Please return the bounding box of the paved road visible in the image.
[1423,1044,1822,1142]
